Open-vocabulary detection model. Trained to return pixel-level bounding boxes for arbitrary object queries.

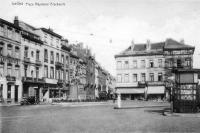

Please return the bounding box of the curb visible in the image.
[163,111,200,118]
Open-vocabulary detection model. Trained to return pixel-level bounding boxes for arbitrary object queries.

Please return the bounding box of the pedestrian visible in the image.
[113,94,116,103]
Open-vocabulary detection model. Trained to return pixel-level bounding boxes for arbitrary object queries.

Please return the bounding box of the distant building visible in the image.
[115,39,195,100]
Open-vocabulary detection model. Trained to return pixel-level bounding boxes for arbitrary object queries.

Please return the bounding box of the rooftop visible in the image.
[115,38,195,58]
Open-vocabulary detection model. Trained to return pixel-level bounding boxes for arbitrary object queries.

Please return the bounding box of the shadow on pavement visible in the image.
[144,107,171,115]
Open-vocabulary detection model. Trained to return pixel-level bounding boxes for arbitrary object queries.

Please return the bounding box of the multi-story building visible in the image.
[115,39,195,100]
[15,18,44,102]
[69,49,79,100]
[35,27,63,102]
[0,17,22,103]
[61,39,71,99]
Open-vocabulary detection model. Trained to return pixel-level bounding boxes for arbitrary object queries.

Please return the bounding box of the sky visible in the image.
[1,0,200,76]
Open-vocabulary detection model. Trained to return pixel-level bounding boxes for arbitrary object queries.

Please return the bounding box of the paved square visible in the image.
[1,101,200,133]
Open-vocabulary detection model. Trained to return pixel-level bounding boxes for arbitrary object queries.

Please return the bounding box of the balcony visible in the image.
[22,77,44,83]
[24,57,30,63]
[146,81,164,86]
[55,61,64,68]
[35,59,42,66]
[44,58,48,63]
[138,81,146,87]
[6,75,16,82]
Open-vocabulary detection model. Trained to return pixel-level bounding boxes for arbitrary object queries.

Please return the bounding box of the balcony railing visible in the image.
[22,77,44,83]
[24,57,30,63]
[35,59,42,66]
[6,75,16,82]
[55,61,64,68]
[146,81,164,86]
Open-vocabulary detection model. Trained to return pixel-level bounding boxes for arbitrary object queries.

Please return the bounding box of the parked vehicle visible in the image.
[20,96,39,105]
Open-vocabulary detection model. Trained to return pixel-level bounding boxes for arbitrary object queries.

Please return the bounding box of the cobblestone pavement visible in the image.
[1,101,200,133]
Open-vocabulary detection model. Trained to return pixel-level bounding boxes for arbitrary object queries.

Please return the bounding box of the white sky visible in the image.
[1,0,200,76]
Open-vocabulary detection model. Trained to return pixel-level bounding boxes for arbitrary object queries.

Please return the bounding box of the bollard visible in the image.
[117,93,121,108]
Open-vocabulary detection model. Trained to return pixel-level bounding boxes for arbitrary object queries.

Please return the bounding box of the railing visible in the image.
[22,77,44,83]
[35,59,42,65]
[6,75,16,81]
[55,61,64,68]
[146,81,164,86]
[24,57,30,62]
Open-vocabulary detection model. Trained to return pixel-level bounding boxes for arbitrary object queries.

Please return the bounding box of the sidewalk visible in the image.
[52,101,114,107]
[0,103,20,107]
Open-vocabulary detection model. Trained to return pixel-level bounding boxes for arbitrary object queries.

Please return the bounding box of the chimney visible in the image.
[14,16,19,26]
[131,40,134,51]
[180,39,185,44]
[146,39,151,50]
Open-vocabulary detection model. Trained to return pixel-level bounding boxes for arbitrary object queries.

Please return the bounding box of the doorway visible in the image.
[15,85,18,102]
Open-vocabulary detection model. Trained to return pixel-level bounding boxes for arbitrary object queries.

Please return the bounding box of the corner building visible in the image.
[0,18,22,103]
[115,39,194,100]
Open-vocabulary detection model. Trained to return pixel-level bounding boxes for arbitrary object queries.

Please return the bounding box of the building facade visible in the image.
[115,39,194,100]
[0,18,22,103]
[0,16,115,103]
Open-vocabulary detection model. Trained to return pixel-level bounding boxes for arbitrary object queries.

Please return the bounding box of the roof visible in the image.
[164,39,195,50]
[41,28,62,39]
[0,18,21,30]
[115,38,195,58]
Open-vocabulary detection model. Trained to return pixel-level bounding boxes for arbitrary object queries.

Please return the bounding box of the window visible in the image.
[117,74,122,83]
[124,61,129,69]
[24,65,28,77]
[133,60,137,68]
[124,74,129,83]
[66,71,68,81]
[55,70,59,79]
[7,44,12,56]
[66,56,69,65]
[7,65,12,76]
[133,74,137,82]
[149,60,154,68]
[56,53,59,62]
[7,27,12,38]
[158,73,163,81]
[185,58,191,67]
[44,49,48,62]
[44,66,48,78]
[177,59,182,68]
[0,24,4,35]
[149,73,154,81]
[141,60,145,68]
[61,55,64,64]
[15,46,20,58]
[50,67,54,78]
[50,51,54,64]
[0,46,3,55]
[117,61,122,69]
[141,73,146,82]
[158,59,162,67]
[61,70,64,80]
[36,50,40,61]
[24,47,28,58]
[36,67,39,79]
[31,51,34,57]
[31,70,34,78]
[7,85,11,99]
[0,64,3,77]
[15,66,20,78]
